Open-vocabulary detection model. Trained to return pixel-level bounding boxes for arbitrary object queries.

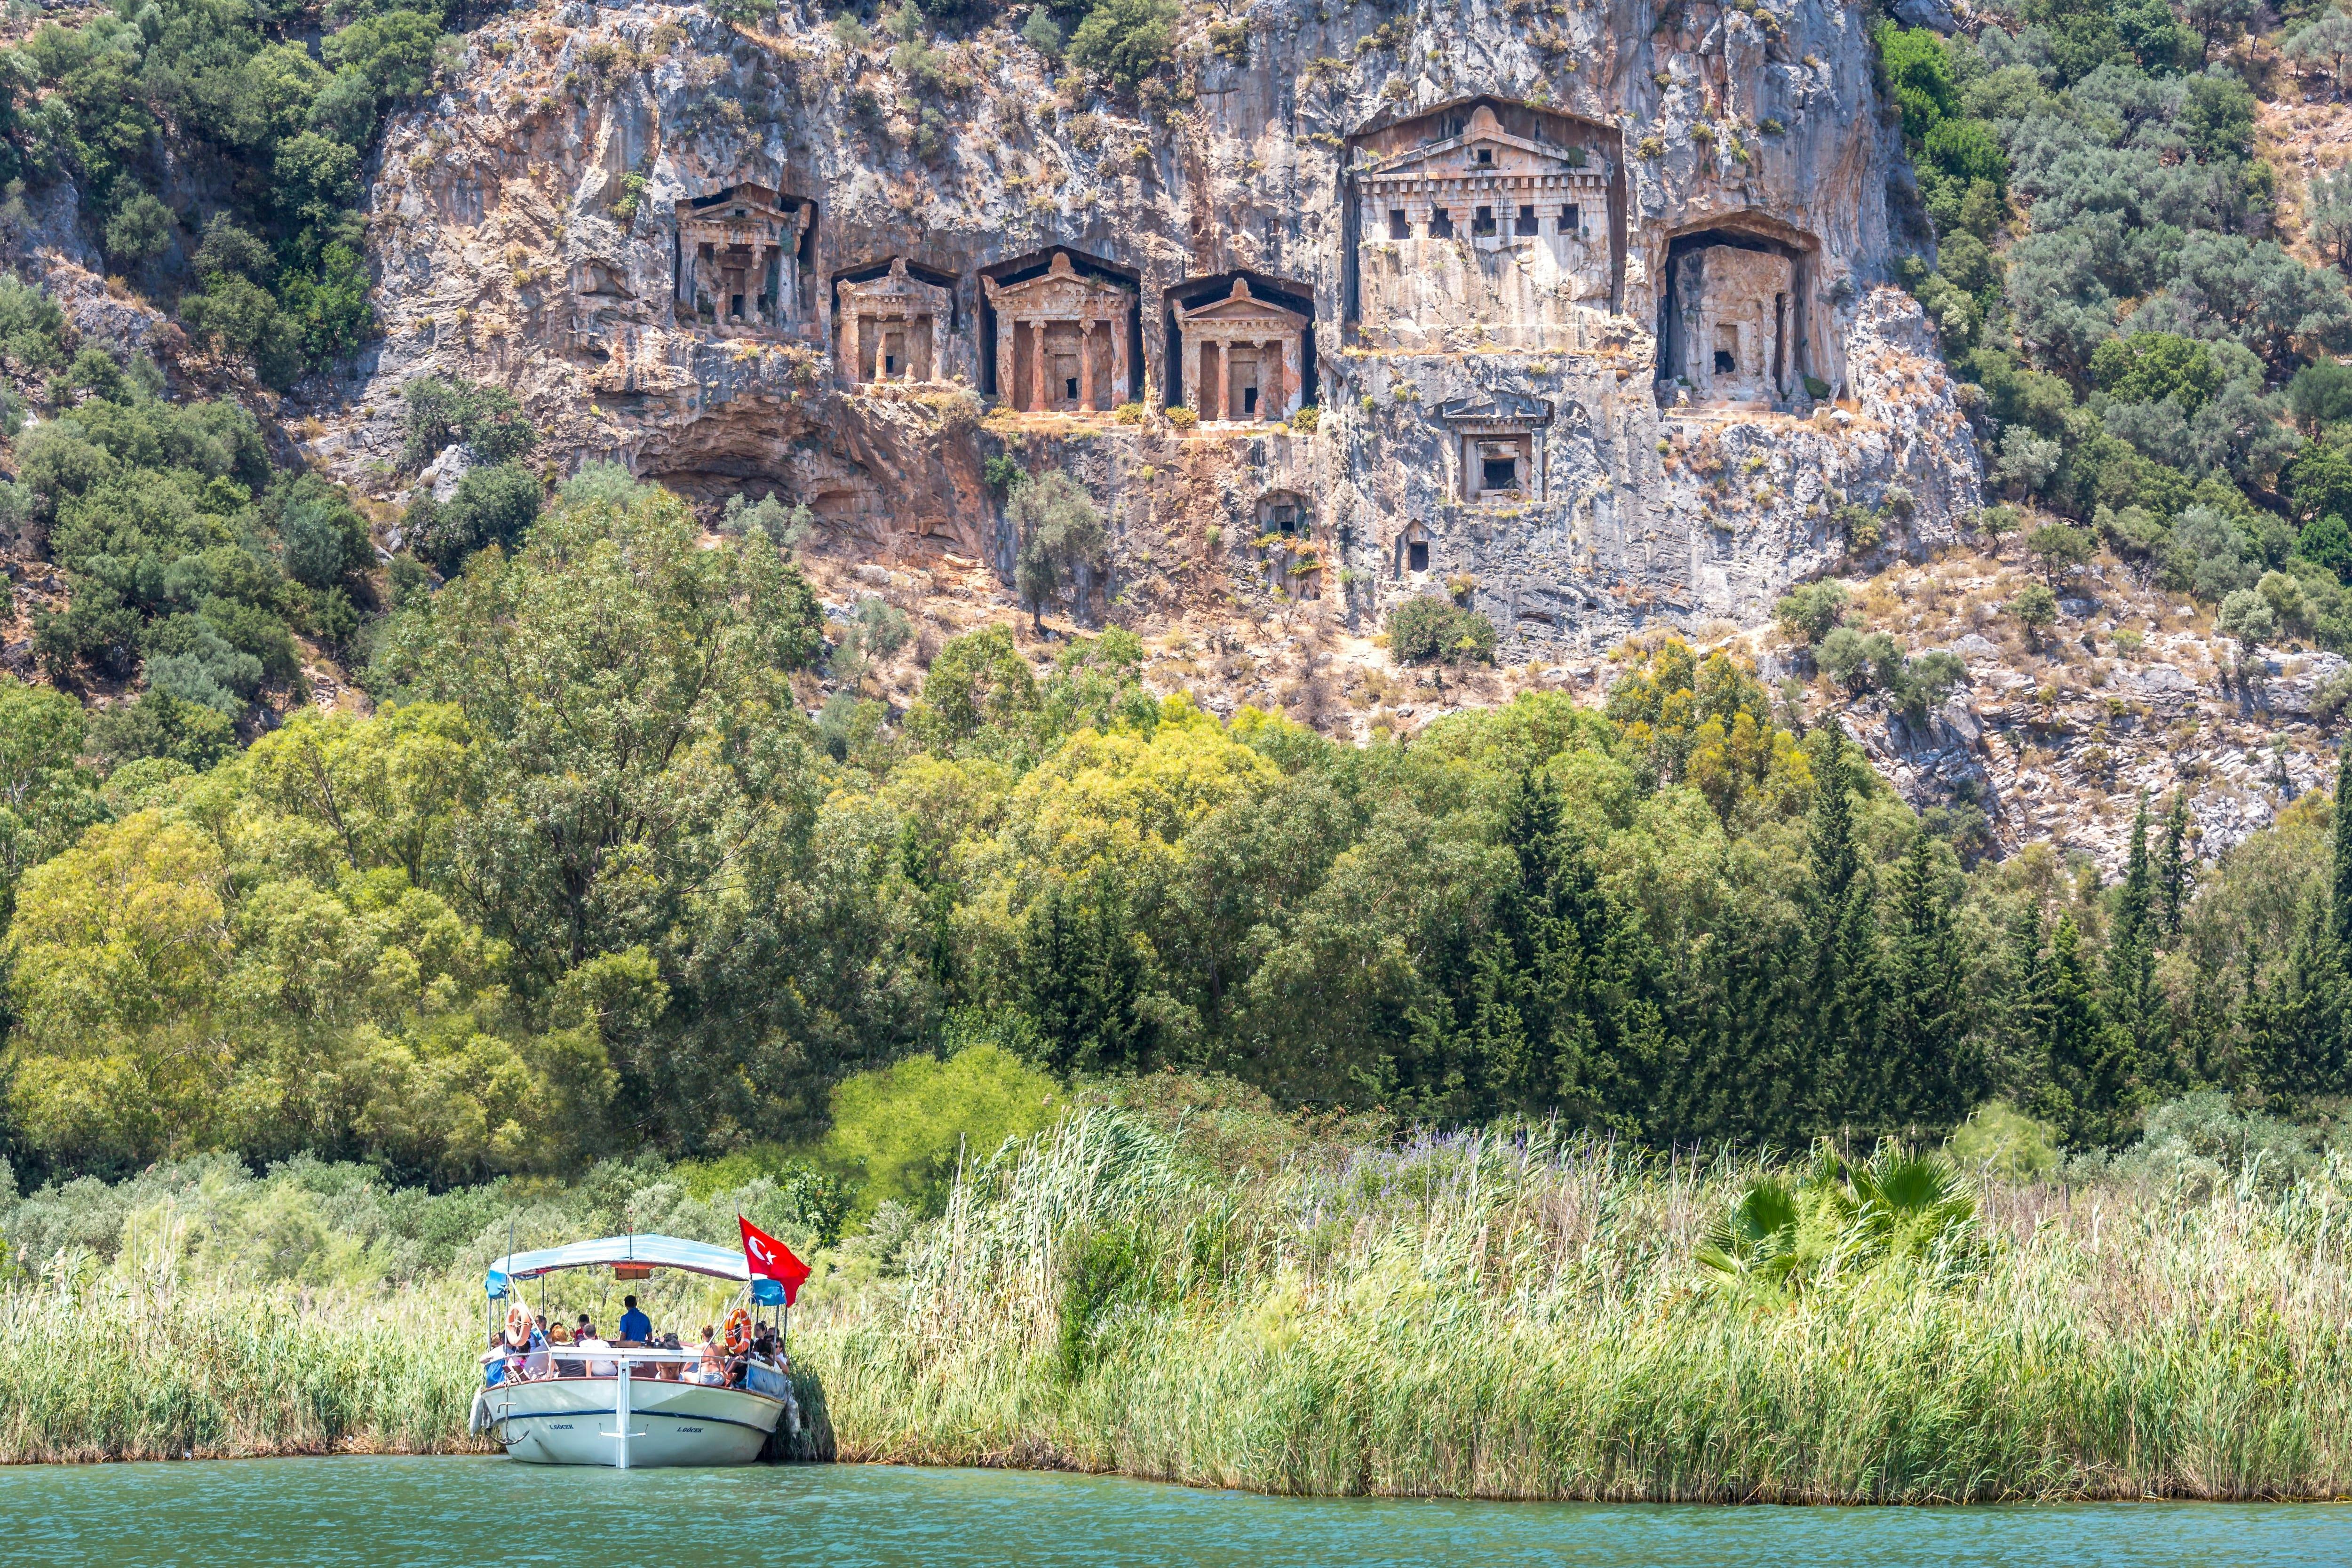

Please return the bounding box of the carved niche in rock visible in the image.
[837,258,953,386]
[1348,100,1620,351]
[1439,390,1553,504]
[982,252,1134,413]
[1672,245,1793,407]
[1173,279,1308,422]
[674,184,813,335]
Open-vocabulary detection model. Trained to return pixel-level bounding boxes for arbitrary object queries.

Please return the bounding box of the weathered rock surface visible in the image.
[303,0,1978,652]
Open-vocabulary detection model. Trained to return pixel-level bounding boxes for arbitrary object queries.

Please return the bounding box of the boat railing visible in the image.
[479,1346,785,1385]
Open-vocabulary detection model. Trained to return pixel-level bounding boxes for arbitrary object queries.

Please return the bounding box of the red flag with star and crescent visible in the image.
[739,1214,811,1306]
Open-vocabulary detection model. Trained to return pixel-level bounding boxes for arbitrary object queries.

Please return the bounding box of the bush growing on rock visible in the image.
[2009,583,2059,647]
[400,374,538,470]
[1066,0,1177,91]
[1774,581,1851,644]
[2217,587,2276,645]
[1389,597,1497,665]
[409,462,543,572]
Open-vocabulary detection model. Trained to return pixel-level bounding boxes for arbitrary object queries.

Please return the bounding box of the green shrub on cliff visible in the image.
[1388,595,1497,664]
[1066,0,1177,91]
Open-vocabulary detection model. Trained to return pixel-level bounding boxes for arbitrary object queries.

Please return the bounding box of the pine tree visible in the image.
[1020,879,1148,1074]
[1877,828,1975,1132]
[1803,729,1883,1130]
[2266,903,2346,1102]
[1446,770,1667,1131]
[2336,733,2352,953]
[2156,789,2191,941]
[1994,899,2050,1096]
[2034,915,2132,1146]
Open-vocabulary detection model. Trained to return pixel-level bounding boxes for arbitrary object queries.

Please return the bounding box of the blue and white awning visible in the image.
[485,1233,748,1296]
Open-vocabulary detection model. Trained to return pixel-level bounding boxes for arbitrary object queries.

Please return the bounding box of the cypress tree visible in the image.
[2155,790,2191,940]
[1878,828,1974,1132]
[2105,793,2163,1094]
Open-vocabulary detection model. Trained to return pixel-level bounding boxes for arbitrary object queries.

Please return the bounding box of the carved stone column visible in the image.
[996,313,1016,406]
[1078,322,1097,412]
[1281,334,1301,417]
[840,308,861,385]
[1030,318,1049,411]
[1112,316,1130,403]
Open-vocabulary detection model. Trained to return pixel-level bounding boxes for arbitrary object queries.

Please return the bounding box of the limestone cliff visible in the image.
[302,0,1980,653]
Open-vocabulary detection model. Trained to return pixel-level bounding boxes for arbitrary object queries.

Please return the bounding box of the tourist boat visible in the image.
[467,1234,799,1469]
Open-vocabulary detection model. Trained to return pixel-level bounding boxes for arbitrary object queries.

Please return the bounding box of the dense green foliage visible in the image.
[1891,18,2352,648]
[24,347,373,731]
[0,0,459,386]
[16,476,2352,1190]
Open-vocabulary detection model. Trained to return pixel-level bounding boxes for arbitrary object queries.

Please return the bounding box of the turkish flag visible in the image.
[739,1215,811,1306]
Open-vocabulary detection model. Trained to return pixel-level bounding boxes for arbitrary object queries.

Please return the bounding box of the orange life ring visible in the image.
[723,1307,752,1354]
[504,1303,535,1349]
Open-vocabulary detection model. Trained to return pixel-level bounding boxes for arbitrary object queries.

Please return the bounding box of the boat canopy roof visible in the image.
[486,1233,747,1297]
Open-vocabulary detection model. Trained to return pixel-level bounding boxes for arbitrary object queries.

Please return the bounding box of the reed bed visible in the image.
[0,1279,488,1463]
[796,1113,2352,1501]
[9,1111,2352,1499]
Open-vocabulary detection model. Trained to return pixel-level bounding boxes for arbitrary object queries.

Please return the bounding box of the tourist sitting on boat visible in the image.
[654,1332,685,1380]
[693,1326,724,1385]
[486,1330,508,1385]
[618,1295,652,1345]
[548,1320,582,1378]
[578,1319,618,1378]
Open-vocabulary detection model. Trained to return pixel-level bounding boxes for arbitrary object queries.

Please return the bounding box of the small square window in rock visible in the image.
[1563,204,1580,231]
[1271,504,1298,535]
[1482,456,1518,491]
[1389,209,1410,239]
[1516,204,1538,237]
[1066,376,1080,400]
[884,354,898,375]
[1475,147,1492,166]
[1714,350,1736,375]
[1472,205,1495,236]
[1429,209,1454,239]
[1408,540,1430,572]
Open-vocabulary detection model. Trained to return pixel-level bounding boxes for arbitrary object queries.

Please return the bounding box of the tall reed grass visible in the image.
[0,1276,487,1463]
[9,1110,2352,1499]
[795,1112,2352,1501]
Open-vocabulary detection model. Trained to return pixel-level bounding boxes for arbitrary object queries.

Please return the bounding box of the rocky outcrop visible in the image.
[304,0,1978,651]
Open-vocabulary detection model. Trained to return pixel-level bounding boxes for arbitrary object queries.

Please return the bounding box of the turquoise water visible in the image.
[3,1456,2349,1567]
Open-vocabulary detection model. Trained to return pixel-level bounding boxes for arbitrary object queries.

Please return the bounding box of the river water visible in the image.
[3,1456,2349,1567]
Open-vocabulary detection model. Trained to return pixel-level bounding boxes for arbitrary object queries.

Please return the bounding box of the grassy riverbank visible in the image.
[8,1109,2352,1498]
[0,1283,486,1464]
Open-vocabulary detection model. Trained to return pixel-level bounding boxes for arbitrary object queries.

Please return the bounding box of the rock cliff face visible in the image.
[309,0,1981,653]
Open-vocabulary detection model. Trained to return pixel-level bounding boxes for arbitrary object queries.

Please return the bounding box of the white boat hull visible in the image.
[473,1372,790,1468]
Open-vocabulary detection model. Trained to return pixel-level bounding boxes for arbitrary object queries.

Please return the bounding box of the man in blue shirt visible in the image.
[618,1295,652,1344]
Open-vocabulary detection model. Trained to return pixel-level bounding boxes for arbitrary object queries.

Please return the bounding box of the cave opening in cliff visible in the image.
[1162,271,1315,420]
[1655,218,1819,410]
[1342,95,1628,330]
[977,248,1142,410]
